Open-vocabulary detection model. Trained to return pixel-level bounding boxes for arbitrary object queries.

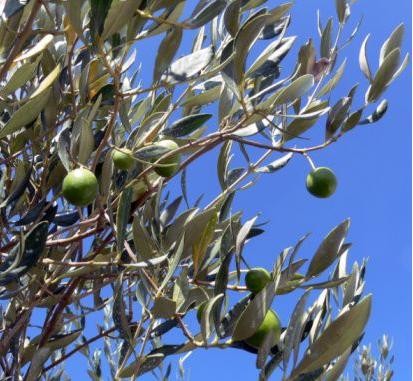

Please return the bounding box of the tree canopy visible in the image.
[0,1,408,380]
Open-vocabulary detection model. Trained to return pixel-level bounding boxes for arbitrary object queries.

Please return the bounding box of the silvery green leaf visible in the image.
[335,0,350,24]
[359,34,373,82]
[343,263,359,307]
[262,351,283,380]
[390,52,409,81]
[259,15,288,40]
[113,280,132,341]
[133,214,158,261]
[283,290,312,371]
[159,234,184,291]
[14,34,54,63]
[25,347,52,381]
[247,36,296,77]
[256,329,276,370]
[318,59,346,97]
[326,97,351,139]
[359,100,388,125]
[379,23,405,65]
[0,57,40,97]
[232,280,276,341]
[31,64,61,98]
[135,144,170,161]
[0,88,51,139]
[117,353,165,378]
[160,196,183,226]
[256,152,293,173]
[186,0,227,28]
[241,0,268,12]
[213,253,232,334]
[232,13,269,84]
[320,18,333,59]
[235,215,258,255]
[162,46,214,84]
[301,277,350,290]
[116,186,133,254]
[272,74,314,106]
[267,2,293,21]
[153,27,183,83]
[192,210,218,275]
[182,207,217,255]
[101,0,143,40]
[64,0,86,39]
[152,296,177,319]
[45,330,82,351]
[163,113,212,137]
[224,0,242,37]
[150,319,179,339]
[284,101,330,141]
[144,2,186,38]
[220,294,252,338]
[324,349,352,381]
[342,108,363,132]
[289,295,372,378]
[306,219,350,278]
[200,293,224,342]
[366,48,401,103]
[78,119,94,165]
[182,85,221,108]
[217,141,232,190]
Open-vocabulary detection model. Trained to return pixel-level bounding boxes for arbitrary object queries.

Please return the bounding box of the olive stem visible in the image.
[303,153,316,170]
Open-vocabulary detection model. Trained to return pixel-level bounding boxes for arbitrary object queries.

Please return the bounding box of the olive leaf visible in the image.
[152,296,177,319]
[116,186,133,254]
[335,0,350,24]
[306,219,350,278]
[153,26,183,83]
[289,295,372,378]
[379,23,405,65]
[0,88,51,139]
[359,34,373,82]
[101,0,143,40]
[232,280,276,342]
[358,100,388,125]
[366,48,401,103]
[162,46,214,84]
[272,74,315,106]
[163,113,212,138]
[186,0,227,29]
[256,152,293,173]
[0,57,41,97]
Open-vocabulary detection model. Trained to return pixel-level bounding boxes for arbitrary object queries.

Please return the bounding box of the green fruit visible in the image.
[112,148,134,170]
[245,310,281,348]
[245,268,271,294]
[152,140,180,177]
[306,167,337,198]
[196,302,206,323]
[62,168,98,207]
[277,273,305,295]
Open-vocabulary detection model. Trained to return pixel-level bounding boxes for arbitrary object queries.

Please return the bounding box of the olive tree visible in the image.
[0,1,408,380]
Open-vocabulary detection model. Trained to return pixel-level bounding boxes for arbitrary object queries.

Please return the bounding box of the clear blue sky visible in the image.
[65,1,411,379]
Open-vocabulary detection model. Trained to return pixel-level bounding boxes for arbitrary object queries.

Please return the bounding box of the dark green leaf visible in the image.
[164,114,212,137]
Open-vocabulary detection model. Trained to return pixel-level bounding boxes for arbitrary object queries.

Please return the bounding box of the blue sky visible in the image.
[63,0,411,379]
